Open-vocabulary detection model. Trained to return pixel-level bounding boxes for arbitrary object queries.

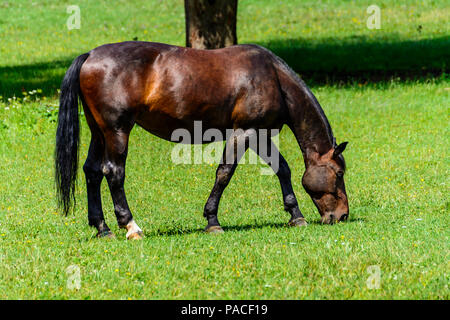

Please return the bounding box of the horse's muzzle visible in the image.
[321,212,348,224]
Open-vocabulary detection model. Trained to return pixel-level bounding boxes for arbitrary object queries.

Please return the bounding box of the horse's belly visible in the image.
[135,107,229,143]
[135,109,186,141]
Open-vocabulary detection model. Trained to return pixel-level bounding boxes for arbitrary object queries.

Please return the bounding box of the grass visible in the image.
[0,0,448,299]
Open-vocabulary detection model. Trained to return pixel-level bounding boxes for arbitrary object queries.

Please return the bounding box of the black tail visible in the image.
[55,53,89,215]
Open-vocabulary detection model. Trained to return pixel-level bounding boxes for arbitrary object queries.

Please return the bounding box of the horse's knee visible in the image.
[216,165,233,185]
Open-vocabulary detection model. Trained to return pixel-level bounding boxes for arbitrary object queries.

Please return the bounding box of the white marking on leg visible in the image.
[126,220,142,239]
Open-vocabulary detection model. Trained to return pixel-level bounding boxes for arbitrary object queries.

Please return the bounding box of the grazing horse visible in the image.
[55,41,349,239]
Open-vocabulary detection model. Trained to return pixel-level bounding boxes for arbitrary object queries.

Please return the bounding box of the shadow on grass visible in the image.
[1,35,448,98]
[260,35,449,85]
[151,223,286,237]
[0,58,74,98]
[82,215,365,240]
[306,217,365,225]
[150,217,365,237]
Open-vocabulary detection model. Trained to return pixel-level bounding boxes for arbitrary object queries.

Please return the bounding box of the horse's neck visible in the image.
[286,81,335,161]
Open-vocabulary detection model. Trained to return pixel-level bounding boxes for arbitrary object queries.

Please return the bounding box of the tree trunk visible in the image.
[184,0,238,49]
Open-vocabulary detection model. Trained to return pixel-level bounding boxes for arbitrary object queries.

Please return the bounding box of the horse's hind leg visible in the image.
[250,135,307,227]
[203,129,255,233]
[102,129,143,240]
[83,113,114,238]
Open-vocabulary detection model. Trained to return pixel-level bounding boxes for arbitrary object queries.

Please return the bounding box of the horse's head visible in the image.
[302,142,349,224]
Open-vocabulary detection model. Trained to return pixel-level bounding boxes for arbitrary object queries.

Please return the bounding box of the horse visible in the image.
[55,41,349,240]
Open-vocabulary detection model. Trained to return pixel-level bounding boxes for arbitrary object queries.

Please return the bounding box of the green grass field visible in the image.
[0,0,448,299]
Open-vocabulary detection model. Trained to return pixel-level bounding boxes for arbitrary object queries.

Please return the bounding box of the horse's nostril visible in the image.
[340,214,349,221]
[329,214,336,224]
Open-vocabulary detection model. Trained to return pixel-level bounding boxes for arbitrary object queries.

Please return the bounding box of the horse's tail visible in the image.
[55,53,89,215]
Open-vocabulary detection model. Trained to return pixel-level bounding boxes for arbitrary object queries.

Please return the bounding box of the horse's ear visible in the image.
[333,142,348,158]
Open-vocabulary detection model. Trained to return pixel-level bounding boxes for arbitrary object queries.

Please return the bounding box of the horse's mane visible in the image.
[247,44,346,170]
[261,46,335,144]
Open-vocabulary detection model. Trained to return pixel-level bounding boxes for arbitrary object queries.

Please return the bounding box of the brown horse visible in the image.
[55,41,348,239]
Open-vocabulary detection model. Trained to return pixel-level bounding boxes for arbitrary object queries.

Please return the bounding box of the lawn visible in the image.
[0,0,448,299]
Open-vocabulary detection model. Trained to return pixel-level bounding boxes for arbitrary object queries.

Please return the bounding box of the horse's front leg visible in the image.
[103,129,143,240]
[250,135,307,227]
[203,129,255,233]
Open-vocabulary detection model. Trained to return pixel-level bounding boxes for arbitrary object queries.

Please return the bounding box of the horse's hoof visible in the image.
[205,225,224,234]
[127,231,144,240]
[289,217,308,227]
[97,230,116,239]
[125,220,143,240]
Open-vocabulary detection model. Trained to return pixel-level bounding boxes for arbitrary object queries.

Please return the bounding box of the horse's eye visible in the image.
[336,171,344,178]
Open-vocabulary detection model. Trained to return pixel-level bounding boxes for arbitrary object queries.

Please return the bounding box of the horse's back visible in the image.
[79,42,286,139]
